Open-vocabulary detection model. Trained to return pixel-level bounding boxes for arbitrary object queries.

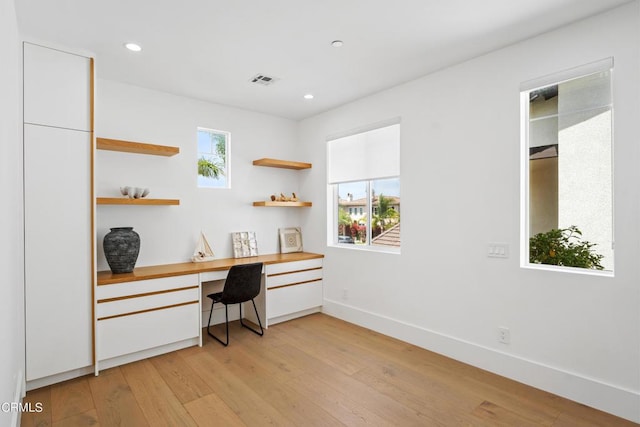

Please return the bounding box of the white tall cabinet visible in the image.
[23,42,94,387]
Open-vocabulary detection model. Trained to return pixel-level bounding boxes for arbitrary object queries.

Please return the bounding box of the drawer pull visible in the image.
[98,300,198,321]
[267,267,322,278]
[267,278,321,290]
[97,285,198,304]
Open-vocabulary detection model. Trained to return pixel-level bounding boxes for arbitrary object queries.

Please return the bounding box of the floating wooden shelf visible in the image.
[97,137,179,157]
[253,201,312,207]
[252,158,311,170]
[97,198,180,206]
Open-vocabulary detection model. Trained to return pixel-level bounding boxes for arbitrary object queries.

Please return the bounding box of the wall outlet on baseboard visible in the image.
[342,288,349,300]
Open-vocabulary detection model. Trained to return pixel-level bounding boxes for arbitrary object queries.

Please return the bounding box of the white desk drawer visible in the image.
[267,279,322,319]
[97,302,199,361]
[265,258,322,276]
[266,268,322,289]
[96,274,199,300]
[97,287,199,319]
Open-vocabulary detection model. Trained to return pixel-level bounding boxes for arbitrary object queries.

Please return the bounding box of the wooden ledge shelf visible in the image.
[97,197,180,206]
[252,158,312,170]
[253,201,312,207]
[97,137,180,157]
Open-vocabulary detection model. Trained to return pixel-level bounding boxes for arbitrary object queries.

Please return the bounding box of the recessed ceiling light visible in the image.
[331,40,344,48]
[304,94,314,100]
[124,42,142,52]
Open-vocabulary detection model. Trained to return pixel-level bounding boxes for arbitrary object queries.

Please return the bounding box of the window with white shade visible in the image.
[328,121,400,251]
[521,58,613,273]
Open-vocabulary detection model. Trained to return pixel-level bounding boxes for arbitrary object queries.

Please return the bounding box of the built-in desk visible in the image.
[94,252,323,374]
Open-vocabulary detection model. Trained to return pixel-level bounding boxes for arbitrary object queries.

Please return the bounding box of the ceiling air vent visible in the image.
[250,74,279,86]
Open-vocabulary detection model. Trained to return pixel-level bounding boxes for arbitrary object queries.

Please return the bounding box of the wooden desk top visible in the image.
[97,252,324,285]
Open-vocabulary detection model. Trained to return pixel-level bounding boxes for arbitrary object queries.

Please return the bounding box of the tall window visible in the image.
[328,121,400,251]
[521,59,613,273]
[197,127,229,188]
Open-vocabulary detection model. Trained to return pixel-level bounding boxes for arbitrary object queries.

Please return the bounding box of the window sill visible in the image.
[521,263,614,278]
[328,243,401,255]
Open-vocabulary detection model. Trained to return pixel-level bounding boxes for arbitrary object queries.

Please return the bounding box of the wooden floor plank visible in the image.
[184,351,296,426]
[51,409,100,427]
[149,351,213,404]
[20,385,51,427]
[264,341,440,426]
[183,393,246,427]
[120,359,196,427]
[472,400,542,427]
[87,367,149,427]
[285,372,395,427]
[203,340,344,426]
[50,378,95,423]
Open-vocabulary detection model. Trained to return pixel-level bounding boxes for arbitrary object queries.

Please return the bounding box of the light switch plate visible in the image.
[488,243,509,258]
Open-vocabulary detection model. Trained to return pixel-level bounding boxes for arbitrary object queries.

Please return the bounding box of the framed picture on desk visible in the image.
[231,231,258,258]
[279,227,303,253]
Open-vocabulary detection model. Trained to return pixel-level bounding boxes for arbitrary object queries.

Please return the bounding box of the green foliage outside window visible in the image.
[529,226,604,270]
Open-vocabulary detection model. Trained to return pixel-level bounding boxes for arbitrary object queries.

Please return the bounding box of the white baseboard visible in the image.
[322,299,640,423]
[26,366,94,391]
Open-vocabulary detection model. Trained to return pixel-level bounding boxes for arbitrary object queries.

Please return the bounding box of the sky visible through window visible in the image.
[338,179,400,199]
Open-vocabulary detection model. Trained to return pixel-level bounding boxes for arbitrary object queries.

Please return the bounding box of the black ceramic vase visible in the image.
[103,227,140,273]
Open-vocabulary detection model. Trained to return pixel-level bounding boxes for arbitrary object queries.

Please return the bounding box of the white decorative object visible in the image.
[191,232,215,262]
[279,227,303,253]
[231,231,258,258]
[120,186,150,198]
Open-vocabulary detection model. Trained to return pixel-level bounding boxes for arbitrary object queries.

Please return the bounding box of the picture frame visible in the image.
[231,231,258,258]
[279,227,303,253]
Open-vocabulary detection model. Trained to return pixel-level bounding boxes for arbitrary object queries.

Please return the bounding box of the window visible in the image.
[197,127,229,188]
[328,121,401,250]
[521,59,613,273]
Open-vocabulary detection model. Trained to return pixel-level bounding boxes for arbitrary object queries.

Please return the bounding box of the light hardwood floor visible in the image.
[21,313,638,426]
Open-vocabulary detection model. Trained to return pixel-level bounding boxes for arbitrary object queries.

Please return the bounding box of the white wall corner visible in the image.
[11,369,25,427]
[322,299,640,423]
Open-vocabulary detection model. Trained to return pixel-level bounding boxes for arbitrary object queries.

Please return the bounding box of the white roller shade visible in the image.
[327,123,400,184]
[520,57,613,92]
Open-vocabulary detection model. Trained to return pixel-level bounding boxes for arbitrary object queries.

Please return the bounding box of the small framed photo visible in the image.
[231,231,258,258]
[279,227,303,253]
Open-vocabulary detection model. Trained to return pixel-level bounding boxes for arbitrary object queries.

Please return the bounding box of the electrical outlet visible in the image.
[498,327,510,344]
[342,288,349,300]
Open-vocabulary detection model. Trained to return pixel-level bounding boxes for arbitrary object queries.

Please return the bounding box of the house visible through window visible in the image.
[522,59,613,272]
[328,121,401,251]
[197,127,229,188]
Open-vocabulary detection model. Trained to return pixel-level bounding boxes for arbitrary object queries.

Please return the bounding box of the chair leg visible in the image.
[239,299,264,337]
[207,301,229,346]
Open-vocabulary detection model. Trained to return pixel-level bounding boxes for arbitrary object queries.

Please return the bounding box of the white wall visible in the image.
[0,0,25,426]
[299,2,640,422]
[96,80,303,270]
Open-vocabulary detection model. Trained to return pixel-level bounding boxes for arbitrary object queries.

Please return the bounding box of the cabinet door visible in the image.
[24,124,92,381]
[23,43,91,131]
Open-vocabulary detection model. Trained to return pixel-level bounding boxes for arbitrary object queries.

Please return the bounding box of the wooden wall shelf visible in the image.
[253,201,312,207]
[97,198,180,206]
[252,158,311,170]
[97,138,179,157]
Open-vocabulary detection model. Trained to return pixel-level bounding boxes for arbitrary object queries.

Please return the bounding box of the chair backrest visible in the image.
[220,262,263,304]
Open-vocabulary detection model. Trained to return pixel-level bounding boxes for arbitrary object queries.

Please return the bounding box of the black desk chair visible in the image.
[206,262,264,346]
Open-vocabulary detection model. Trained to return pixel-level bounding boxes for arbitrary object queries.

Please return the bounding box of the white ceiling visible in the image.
[15,0,632,120]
